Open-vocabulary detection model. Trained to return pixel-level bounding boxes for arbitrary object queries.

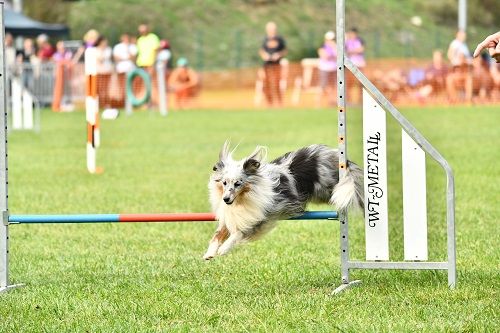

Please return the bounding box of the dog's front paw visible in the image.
[217,245,230,256]
[203,252,215,260]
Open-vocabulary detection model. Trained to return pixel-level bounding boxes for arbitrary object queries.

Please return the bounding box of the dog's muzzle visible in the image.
[223,197,233,205]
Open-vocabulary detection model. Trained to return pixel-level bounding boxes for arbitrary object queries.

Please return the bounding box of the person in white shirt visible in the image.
[156,39,171,68]
[113,34,137,106]
[447,30,471,67]
[446,30,472,103]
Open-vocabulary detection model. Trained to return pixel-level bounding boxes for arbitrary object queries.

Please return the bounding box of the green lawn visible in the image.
[1,106,499,332]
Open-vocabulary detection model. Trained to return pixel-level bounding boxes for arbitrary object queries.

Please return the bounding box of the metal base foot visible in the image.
[0,283,24,293]
[332,280,361,295]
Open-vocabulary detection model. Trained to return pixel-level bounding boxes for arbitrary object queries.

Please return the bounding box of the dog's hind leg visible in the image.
[203,225,229,260]
[217,231,244,256]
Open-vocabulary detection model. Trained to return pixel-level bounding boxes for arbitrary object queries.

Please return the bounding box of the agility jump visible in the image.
[8,211,338,224]
[0,0,455,294]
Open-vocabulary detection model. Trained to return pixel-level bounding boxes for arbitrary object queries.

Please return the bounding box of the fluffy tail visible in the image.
[330,161,364,211]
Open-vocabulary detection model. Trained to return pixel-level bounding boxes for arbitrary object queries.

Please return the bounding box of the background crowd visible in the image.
[5,22,500,111]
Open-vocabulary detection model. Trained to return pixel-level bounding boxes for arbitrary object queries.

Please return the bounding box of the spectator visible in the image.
[113,33,137,106]
[52,41,74,111]
[345,27,365,104]
[317,31,337,106]
[414,50,449,102]
[447,30,471,67]
[446,30,472,102]
[425,50,448,92]
[168,57,199,109]
[157,39,171,68]
[471,54,493,103]
[5,33,16,73]
[16,38,37,91]
[72,29,100,64]
[36,34,54,62]
[53,41,73,63]
[490,61,500,101]
[136,24,160,70]
[345,27,365,68]
[136,24,160,107]
[259,21,287,107]
[95,37,113,112]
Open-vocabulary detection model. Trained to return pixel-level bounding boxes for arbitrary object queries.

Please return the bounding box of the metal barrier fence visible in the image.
[8,57,500,111]
[9,62,85,107]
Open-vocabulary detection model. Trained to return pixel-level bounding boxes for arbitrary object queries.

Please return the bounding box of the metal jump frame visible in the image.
[335,0,455,293]
[0,0,455,293]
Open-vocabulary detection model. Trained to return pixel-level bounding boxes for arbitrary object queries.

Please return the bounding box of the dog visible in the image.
[203,142,363,260]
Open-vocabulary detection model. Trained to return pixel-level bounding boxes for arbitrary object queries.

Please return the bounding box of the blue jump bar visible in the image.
[290,211,338,220]
[9,214,121,224]
[8,211,338,224]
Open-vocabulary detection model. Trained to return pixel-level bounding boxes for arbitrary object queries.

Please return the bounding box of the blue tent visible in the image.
[5,8,69,36]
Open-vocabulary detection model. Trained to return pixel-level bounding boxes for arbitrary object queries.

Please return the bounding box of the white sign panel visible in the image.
[402,130,428,261]
[22,90,34,130]
[363,89,389,261]
[11,79,22,130]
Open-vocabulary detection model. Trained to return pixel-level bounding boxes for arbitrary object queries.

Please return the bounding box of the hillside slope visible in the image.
[24,0,498,69]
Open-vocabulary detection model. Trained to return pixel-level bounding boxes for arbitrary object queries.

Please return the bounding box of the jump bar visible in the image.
[8,211,338,224]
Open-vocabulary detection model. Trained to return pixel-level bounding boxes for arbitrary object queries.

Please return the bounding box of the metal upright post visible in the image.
[0,1,22,293]
[156,62,168,116]
[458,0,467,31]
[332,0,360,294]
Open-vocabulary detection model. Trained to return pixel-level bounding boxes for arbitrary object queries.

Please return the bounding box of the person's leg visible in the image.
[117,73,126,108]
[446,71,457,103]
[327,71,337,106]
[465,69,473,103]
[271,64,282,106]
[101,74,112,108]
[263,65,273,105]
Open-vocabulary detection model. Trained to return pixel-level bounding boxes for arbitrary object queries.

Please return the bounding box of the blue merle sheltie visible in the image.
[203,141,363,260]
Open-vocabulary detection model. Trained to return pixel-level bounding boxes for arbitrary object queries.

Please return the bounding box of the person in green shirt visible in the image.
[136,24,160,69]
[136,24,160,107]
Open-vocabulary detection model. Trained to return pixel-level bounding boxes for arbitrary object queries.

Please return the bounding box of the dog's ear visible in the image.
[247,145,267,162]
[212,161,224,172]
[219,140,231,162]
[243,146,267,174]
[243,158,260,174]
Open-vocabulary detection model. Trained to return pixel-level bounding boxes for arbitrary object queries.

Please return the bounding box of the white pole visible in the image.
[85,47,99,173]
[12,0,22,13]
[458,0,467,31]
[156,62,168,116]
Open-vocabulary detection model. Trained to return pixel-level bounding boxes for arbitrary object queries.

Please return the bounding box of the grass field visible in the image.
[1,105,499,332]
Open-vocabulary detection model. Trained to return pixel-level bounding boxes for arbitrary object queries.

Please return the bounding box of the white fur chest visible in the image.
[216,199,267,234]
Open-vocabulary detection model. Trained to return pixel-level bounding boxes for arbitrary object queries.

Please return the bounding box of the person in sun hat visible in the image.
[167,57,199,109]
[317,31,338,106]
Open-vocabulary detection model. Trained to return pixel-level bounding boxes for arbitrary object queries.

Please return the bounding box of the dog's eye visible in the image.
[213,166,217,171]
[222,181,227,186]
[234,181,242,187]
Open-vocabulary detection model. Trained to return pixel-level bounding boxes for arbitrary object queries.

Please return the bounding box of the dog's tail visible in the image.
[330,160,364,212]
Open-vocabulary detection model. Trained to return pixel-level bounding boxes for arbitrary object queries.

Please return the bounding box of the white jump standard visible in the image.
[334,0,456,293]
